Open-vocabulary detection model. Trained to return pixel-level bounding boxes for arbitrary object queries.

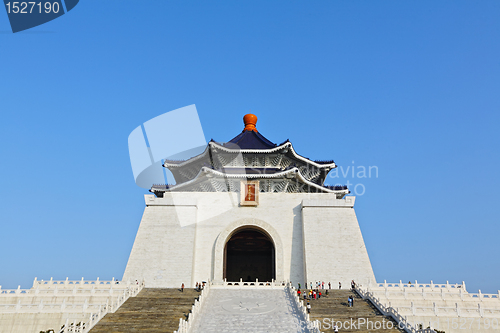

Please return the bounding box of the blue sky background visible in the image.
[1,1,499,292]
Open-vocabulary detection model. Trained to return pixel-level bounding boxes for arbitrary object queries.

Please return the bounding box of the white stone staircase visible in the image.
[189,287,311,333]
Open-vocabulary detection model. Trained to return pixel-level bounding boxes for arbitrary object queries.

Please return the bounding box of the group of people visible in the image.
[180,282,205,292]
[298,280,357,291]
[297,279,358,317]
[297,288,325,301]
[347,295,355,307]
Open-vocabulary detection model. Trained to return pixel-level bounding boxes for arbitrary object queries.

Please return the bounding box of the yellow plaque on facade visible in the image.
[240,180,259,206]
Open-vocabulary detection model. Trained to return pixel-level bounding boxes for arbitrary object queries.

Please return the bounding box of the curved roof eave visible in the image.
[165,167,347,194]
[163,144,211,168]
[163,140,337,170]
[210,141,337,169]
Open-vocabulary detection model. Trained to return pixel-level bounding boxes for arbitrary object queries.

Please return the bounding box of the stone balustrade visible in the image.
[356,285,424,333]
[359,281,500,333]
[286,282,321,333]
[174,280,211,333]
[0,278,144,333]
[214,278,288,288]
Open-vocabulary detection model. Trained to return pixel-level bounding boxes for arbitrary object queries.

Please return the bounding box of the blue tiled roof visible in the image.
[224,130,277,149]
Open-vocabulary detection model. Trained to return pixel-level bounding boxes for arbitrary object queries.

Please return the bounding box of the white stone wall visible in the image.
[0,313,87,333]
[302,197,376,288]
[122,196,197,288]
[123,192,376,289]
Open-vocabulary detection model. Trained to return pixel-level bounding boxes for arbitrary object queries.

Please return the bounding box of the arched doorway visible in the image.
[223,227,275,282]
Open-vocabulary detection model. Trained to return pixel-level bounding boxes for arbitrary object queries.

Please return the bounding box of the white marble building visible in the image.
[123,114,376,288]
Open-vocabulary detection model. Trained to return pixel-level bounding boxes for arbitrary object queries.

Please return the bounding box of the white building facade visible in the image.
[123,114,376,289]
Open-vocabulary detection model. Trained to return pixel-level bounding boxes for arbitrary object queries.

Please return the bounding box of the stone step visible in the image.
[303,289,404,333]
[89,288,201,333]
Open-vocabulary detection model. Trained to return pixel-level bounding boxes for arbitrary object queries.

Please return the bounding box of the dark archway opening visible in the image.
[224,228,275,282]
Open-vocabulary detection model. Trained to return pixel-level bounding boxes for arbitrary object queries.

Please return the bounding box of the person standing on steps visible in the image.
[181,283,184,292]
[333,323,339,333]
[307,302,311,313]
[329,282,331,289]
[298,283,301,289]
[339,282,341,289]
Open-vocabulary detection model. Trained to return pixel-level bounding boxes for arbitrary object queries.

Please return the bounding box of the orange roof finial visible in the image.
[243,114,258,132]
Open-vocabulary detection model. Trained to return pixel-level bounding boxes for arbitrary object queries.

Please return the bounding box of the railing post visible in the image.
[462,281,467,292]
[456,302,460,317]
[479,289,482,300]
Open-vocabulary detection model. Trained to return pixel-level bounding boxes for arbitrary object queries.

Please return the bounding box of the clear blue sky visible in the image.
[1,1,499,292]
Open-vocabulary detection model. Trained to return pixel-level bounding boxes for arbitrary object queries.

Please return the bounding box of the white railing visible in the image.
[213,278,288,288]
[370,280,467,292]
[286,282,321,333]
[174,281,211,333]
[0,278,142,315]
[368,280,500,303]
[32,277,127,289]
[57,279,145,333]
[392,302,500,318]
[0,277,135,297]
[356,284,434,333]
